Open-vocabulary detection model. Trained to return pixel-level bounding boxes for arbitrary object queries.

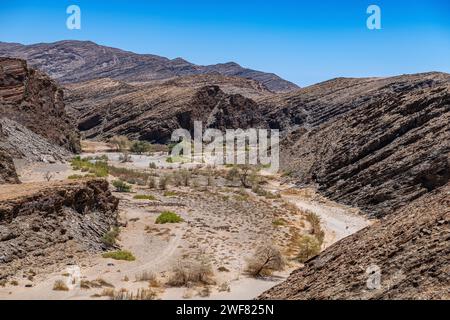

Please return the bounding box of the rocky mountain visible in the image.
[0,57,81,167]
[0,179,119,279]
[259,183,450,300]
[65,75,269,142]
[0,40,299,92]
[260,73,450,218]
[0,123,19,184]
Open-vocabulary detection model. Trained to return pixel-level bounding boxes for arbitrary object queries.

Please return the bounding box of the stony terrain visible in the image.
[0,122,19,184]
[259,183,450,300]
[0,57,81,156]
[0,40,299,92]
[0,179,119,281]
[65,77,269,142]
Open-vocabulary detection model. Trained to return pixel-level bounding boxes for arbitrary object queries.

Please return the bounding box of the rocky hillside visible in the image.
[268,73,450,217]
[0,123,19,184]
[65,75,269,142]
[0,57,81,163]
[0,40,299,92]
[0,179,119,279]
[259,183,450,300]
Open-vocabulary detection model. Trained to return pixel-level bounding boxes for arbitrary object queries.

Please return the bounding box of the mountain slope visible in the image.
[65,75,269,142]
[0,57,81,164]
[259,183,450,300]
[0,40,299,92]
[264,73,450,217]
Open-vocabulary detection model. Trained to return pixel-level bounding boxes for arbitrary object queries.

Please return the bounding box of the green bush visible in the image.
[297,235,322,262]
[101,227,120,246]
[156,211,183,224]
[112,180,132,192]
[71,156,109,177]
[130,141,152,154]
[102,250,136,261]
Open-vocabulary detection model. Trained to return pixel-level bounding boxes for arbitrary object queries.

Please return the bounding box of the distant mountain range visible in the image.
[0,40,299,92]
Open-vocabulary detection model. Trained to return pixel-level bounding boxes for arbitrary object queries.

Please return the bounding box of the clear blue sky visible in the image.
[1,0,449,86]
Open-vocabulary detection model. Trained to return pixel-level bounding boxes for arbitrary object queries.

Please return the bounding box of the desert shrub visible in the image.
[112,180,131,192]
[147,177,156,189]
[130,141,152,154]
[119,152,132,163]
[163,191,177,197]
[225,165,258,188]
[102,250,136,261]
[245,245,285,277]
[297,234,322,262]
[149,162,157,169]
[101,227,120,246]
[166,157,173,163]
[156,211,183,224]
[109,135,131,152]
[133,194,156,200]
[112,288,157,300]
[305,211,325,243]
[71,156,109,177]
[68,174,83,180]
[108,166,151,185]
[159,174,171,190]
[167,256,214,287]
[53,280,69,291]
[135,271,160,287]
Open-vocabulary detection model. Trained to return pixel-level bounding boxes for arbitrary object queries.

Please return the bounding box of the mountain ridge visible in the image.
[0,40,299,92]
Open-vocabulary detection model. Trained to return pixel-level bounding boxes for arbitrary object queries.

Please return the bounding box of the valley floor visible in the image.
[0,146,371,300]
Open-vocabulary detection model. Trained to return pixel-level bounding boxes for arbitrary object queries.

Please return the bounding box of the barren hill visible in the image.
[0,40,299,92]
[65,75,269,142]
[261,73,450,217]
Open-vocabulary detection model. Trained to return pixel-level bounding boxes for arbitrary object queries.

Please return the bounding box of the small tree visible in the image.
[245,245,285,277]
[130,141,152,154]
[297,235,322,262]
[44,171,54,182]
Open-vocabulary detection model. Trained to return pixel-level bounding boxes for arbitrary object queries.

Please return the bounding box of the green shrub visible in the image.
[297,235,322,262]
[166,157,174,163]
[130,141,152,154]
[156,211,183,224]
[149,162,157,169]
[272,218,287,226]
[102,250,136,261]
[112,180,131,192]
[101,227,120,246]
[71,156,109,177]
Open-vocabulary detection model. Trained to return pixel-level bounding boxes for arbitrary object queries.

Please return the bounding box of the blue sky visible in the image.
[1,0,449,86]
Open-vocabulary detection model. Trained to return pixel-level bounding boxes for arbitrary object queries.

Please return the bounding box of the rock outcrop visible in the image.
[65,76,269,142]
[268,73,450,217]
[0,40,299,92]
[0,57,80,152]
[259,183,450,300]
[0,123,19,184]
[0,179,119,279]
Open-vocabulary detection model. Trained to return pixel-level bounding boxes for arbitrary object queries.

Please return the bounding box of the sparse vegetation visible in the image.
[112,180,132,192]
[71,156,108,177]
[158,174,171,190]
[101,227,120,246]
[102,250,136,261]
[43,171,54,182]
[297,234,322,262]
[53,280,69,291]
[112,288,157,300]
[156,211,183,224]
[305,211,325,244]
[246,245,285,277]
[130,141,152,154]
[109,135,131,152]
[167,256,215,287]
[133,194,156,200]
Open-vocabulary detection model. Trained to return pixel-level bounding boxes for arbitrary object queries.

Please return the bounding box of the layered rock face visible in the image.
[274,73,450,217]
[65,76,269,143]
[0,179,119,279]
[0,57,81,155]
[259,183,450,300]
[0,40,299,92]
[0,123,19,184]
